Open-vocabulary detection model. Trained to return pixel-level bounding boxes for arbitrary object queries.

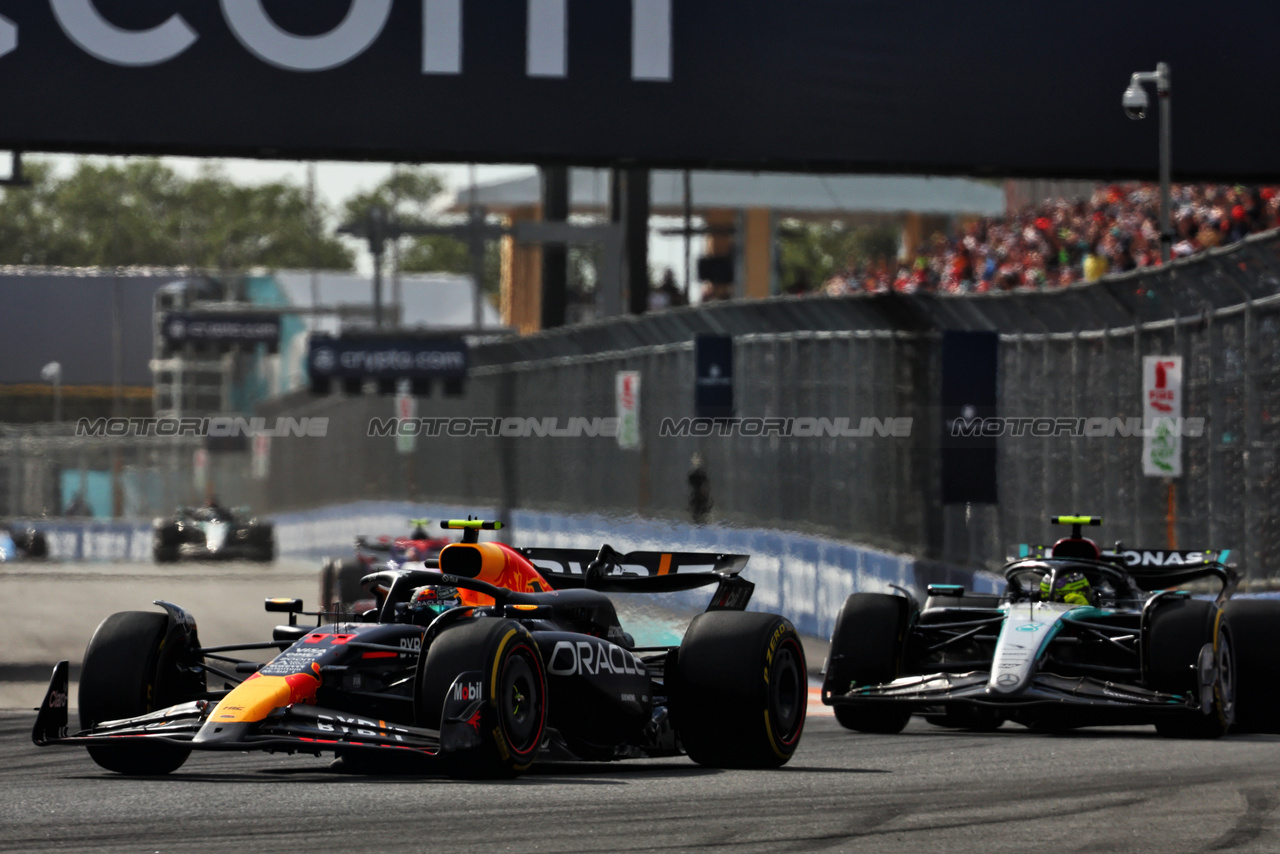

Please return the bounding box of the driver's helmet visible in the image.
[1040,570,1093,606]
[405,584,462,625]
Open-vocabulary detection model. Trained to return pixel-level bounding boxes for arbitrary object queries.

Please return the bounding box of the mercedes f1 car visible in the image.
[320,519,452,614]
[152,504,274,563]
[1,521,48,561]
[823,516,1280,737]
[34,519,807,777]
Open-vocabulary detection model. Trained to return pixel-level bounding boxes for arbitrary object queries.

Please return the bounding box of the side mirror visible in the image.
[265,597,303,625]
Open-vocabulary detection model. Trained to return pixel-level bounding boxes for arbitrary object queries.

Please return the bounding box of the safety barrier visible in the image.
[254,501,1001,639]
[12,504,999,638]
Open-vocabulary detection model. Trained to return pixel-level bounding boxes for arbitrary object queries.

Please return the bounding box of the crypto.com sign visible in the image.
[0,1,671,77]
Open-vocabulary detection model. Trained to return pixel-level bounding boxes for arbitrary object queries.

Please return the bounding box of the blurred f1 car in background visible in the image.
[152,503,274,563]
[34,518,807,778]
[1,521,48,561]
[320,519,452,614]
[823,516,1280,737]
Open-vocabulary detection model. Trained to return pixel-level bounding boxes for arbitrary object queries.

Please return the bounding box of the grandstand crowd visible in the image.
[817,183,1280,295]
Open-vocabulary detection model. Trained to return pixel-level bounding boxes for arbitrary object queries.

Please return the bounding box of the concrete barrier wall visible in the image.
[24,503,999,639]
[11,521,152,561]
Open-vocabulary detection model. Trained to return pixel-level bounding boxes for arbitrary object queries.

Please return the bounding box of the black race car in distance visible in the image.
[1,521,48,561]
[152,504,274,563]
[35,519,807,777]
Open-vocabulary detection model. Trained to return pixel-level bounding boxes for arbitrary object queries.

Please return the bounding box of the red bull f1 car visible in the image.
[34,520,807,777]
[823,516,1280,736]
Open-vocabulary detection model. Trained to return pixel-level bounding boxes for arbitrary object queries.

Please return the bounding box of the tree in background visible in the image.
[776,220,900,293]
[341,167,501,301]
[0,159,354,272]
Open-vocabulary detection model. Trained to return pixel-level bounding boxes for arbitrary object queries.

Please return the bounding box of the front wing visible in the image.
[824,671,1194,712]
[32,661,448,756]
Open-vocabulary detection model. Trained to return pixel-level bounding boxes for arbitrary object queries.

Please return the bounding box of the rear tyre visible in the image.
[673,611,807,768]
[824,593,915,734]
[320,559,337,610]
[248,525,275,562]
[25,531,48,558]
[152,524,180,563]
[1222,600,1280,733]
[1147,599,1234,739]
[416,618,547,778]
[79,611,202,774]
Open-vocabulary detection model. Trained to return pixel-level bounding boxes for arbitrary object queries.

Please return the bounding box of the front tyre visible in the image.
[153,524,180,563]
[79,611,202,774]
[1222,600,1280,733]
[673,611,807,769]
[25,531,48,558]
[248,525,275,562]
[824,593,915,734]
[1148,599,1234,739]
[416,618,547,778]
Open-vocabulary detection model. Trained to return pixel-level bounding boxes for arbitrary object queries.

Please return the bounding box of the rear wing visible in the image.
[1011,544,1231,567]
[1007,545,1239,603]
[517,547,754,610]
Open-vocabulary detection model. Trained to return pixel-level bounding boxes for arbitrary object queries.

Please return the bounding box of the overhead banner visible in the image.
[0,3,1273,179]
[1143,356,1183,477]
[307,335,468,381]
[162,313,279,346]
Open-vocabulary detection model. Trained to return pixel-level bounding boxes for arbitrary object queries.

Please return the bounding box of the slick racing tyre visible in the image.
[79,611,204,774]
[673,611,807,768]
[152,523,180,563]
[1148,598,1235,739]
[824,593,915,734]
[247,524,275,562]
[322,558,369,613]
[416,618,547,779]
[1221,600,1280,734]
[14,529,48,558]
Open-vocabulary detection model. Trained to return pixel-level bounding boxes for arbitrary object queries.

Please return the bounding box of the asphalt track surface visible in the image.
[8,561,1280,852]
[8,715,1280,854]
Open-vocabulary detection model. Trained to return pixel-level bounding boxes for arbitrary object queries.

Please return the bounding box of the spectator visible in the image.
[63,492,92,517]
[658,268,688,307]
[794,182,1280,297]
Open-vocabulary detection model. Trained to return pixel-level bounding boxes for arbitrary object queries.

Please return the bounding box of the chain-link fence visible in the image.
[10,232,1280,581]
[262,231,1280,579]
[0,426,260,520]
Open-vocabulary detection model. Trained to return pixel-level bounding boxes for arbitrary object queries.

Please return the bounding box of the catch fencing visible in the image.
[258,232,1280,580]
[7,232,1280,582]
[0,426,257,521]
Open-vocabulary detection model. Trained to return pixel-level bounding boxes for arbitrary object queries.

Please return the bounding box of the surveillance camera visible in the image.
[1122,83,1148,120]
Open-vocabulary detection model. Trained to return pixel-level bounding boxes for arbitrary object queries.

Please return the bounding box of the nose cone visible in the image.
[194,670,320,742]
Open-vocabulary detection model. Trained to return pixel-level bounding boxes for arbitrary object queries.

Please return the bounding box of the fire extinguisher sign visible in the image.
[1142,356,1182,477]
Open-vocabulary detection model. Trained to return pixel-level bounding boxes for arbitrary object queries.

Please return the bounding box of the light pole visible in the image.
[1123,62,1172,264]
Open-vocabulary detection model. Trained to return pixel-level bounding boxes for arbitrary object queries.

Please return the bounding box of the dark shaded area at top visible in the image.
[0,1,1272,180]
